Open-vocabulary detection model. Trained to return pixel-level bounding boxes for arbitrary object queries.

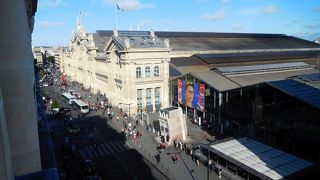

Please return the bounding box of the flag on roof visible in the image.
[116,4,123,11]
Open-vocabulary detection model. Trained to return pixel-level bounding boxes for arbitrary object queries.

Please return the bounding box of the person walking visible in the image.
[172,154,178,164]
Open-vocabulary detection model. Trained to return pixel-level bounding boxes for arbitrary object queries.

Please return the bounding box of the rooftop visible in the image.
[209,137,313,180]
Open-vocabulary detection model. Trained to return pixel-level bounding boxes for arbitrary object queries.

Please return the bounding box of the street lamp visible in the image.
[119,102,133,120]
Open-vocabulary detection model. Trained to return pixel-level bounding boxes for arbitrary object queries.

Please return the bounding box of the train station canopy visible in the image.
[209,137,313,180]
[267,74,320,109]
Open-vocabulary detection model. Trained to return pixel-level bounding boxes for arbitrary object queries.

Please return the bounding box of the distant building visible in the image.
[61,19,171,114]
[33,47,44,65]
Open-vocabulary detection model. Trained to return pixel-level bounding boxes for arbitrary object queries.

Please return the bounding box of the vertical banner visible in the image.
[181,80,186,104]
[177,79,182,103]
[197,83,205,112]
[192,83,199,108]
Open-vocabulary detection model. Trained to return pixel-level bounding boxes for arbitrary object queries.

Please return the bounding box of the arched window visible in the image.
[154,66,160,77]
[136,67,141,78]
[145,66,150,78]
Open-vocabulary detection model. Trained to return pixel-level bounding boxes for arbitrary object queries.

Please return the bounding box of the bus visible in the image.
[62,93,76,105]
[73,99,89,114]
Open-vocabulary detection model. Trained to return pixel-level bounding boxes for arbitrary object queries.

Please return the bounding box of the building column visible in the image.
[0,0,41,176]
[0,86,14,180]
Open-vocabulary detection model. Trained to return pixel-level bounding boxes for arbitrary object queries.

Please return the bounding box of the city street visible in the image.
[44,80,226,180]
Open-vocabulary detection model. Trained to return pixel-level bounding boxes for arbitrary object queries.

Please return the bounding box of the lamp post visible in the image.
[119,102,132,120]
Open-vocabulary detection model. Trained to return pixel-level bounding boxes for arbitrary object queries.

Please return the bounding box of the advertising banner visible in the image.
[178,79,205,112]
[178,79,182,103]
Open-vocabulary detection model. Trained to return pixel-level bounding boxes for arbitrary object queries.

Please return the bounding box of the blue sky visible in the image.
[32,0,320,46]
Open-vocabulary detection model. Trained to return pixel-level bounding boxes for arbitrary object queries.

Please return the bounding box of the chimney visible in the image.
[113,28,118,37]
[150,29,155,38]
[164,39,170,48]
[124,38,131,48]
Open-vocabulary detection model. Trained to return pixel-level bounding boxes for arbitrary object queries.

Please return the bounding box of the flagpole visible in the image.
[115,2,118,30]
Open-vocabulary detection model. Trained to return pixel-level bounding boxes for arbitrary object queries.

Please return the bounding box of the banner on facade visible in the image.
[178,79,205,112]
[178,79,182,103]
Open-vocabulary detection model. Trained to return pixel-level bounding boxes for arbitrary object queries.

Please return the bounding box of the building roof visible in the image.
[267,78,320,109]
[190,71,241,92]
[155,31,320,52]
[215,62,313,76]
[195,51,319,65]
[228,68,319,87]
[92,30,320,54]
[208,137,313,180]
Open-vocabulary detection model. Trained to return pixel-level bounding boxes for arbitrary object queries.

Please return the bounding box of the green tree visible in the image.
[51,99,59,109]
[47,56,55,64]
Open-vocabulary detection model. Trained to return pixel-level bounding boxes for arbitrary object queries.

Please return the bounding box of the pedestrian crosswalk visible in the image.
[79,140,131,159]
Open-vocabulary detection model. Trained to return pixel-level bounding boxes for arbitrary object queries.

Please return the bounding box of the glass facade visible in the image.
[155,87,161,111]
[137,89,143,111]
[146,88,152,112]
[170,74,320,164]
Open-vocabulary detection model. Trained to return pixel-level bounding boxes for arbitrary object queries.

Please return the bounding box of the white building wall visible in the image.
[0,0,41,177]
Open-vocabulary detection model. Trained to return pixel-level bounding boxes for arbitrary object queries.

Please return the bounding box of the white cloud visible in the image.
[39,21,63,28]
[38,0,67,8]
[305,24,320,30]
[104,0,154,10]
[202,10,225,21]
[263,5,279,15]
[128,19,172,30]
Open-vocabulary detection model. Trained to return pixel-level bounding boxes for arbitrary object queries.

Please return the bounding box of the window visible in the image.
[146,88,152,105]
[154,66,160,77]
[145,66,150,78]
[136,67,141,78]
[155,87,161,111]
[137,89,143,111]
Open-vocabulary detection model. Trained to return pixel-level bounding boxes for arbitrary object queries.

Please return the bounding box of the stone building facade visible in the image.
[61,19,171,114]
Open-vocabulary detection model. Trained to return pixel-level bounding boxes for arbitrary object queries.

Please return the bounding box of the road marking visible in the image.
[113,141,126,151]
[104,143,115,154]
[96,145,104,156]
[124,142,133,149]
[85,146,94,159]
[100,143,110,155]
[106,142,117,153]
[79,149,87,160]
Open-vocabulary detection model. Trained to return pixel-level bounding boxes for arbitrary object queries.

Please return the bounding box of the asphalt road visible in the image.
[45,85,169,180]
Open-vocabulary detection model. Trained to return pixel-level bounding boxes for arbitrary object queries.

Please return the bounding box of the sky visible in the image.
[32,0,320,46]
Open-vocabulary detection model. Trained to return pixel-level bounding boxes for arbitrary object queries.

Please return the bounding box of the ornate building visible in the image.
[62,19,171,114]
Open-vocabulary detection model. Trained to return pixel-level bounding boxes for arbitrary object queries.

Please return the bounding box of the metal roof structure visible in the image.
[267,79,320,109]
[195,51,319,64]
[209,137,313,180]
[155,31,320,52]
[215,62,313,76]
[299,72,320,82]
[228,68,319,87]
[91,30,320,53]
[190,71,241,92]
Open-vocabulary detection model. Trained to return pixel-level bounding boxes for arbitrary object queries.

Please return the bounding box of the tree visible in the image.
[51,99,59,109]
[47,56,55,64]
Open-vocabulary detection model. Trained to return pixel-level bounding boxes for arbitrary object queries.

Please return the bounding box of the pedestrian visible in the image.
[155,154,161,164]
[208,159,213,172]
[172,154,178,164]
[135,119,138,126]
[218,167,222,178]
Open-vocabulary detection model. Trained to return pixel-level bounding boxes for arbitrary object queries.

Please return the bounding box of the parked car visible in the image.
[56,107,71,119]
[66,124,80,135]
